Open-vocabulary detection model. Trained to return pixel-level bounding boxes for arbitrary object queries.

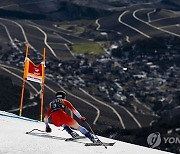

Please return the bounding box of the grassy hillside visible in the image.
[0,75,30,111]
[162,0,180,7]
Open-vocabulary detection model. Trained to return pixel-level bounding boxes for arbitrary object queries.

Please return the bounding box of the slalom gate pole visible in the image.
[85,121,107,149]
[40,48,46,122]
[40,83,44,122]
[19,79,25,116]
[19,44,29,116]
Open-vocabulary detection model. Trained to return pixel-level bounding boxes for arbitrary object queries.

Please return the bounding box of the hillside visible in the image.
[0,111,172,154]
[162,0,180,7]
[0,0,180,153]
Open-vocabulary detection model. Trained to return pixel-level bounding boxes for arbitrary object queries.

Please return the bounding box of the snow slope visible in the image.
[0,111,172,154]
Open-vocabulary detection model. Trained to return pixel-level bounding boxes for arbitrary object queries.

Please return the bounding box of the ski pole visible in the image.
[85,121,107,149]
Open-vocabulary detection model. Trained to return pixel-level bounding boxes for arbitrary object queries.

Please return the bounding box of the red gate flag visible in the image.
[24,58,45,83]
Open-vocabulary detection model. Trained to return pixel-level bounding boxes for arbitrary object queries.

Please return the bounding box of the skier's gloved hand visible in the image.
[46,125,52,133]
[80,117,86,122]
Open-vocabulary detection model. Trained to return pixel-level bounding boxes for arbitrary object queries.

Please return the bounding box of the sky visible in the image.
[0,111,172,154]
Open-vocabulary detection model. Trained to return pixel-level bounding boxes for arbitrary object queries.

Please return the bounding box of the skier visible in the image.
[44,91,100,143]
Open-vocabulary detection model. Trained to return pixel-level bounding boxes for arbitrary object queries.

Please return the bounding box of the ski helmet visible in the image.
[56,91,66,99]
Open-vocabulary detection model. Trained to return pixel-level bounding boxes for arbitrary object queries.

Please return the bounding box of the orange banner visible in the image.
[24,58,44,83]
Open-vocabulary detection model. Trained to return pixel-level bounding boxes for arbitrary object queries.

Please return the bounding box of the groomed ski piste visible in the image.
[0,111,172,154]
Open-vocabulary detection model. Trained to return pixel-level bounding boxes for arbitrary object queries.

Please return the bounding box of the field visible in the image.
[71,43,105,54]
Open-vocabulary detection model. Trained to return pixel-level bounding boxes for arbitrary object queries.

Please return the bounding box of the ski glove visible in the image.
[46,125,52,133]
[80,117,86,122]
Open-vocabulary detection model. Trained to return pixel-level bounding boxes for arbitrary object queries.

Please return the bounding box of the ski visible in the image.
[26,129,66,140]
[26,129,115,147]
[65,136,86,141]
[85,142,115,146]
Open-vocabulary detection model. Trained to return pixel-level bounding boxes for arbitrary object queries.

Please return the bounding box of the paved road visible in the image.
[97,8,180,42]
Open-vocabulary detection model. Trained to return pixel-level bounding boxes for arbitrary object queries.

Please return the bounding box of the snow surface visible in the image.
[0,111,172,154]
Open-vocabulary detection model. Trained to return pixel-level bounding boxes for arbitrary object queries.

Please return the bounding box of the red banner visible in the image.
[28,61,42,77]
[24,58,44,83]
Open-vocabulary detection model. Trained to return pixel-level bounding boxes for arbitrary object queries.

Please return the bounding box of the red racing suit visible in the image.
[44,98,82,127]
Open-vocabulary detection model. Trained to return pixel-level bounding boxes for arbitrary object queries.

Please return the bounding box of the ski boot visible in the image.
[93,138,101,144]
[63,125,79,138]
[70,131,80,138]
[85,132,100,143]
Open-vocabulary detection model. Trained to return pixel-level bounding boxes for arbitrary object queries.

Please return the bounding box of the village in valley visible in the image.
[1,35,179,120]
